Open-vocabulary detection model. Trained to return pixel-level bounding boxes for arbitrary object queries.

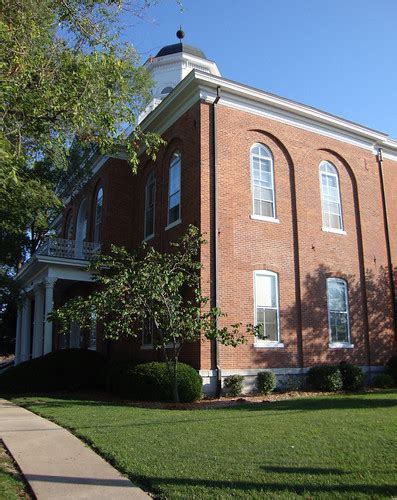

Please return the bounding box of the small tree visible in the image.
[51,226,254,402]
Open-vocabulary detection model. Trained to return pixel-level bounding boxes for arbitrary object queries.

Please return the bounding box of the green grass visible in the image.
[12,391,397,499]
[0,442,30,499]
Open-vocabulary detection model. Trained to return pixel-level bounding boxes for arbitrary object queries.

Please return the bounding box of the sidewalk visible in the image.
[0,399,149,499]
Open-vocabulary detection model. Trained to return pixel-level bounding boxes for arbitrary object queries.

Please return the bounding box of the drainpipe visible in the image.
[377,147,397,336]
[212,86,222,397]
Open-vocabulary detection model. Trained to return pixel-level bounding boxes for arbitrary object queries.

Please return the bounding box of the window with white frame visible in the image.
[168,151,181,225]
[326,278,350,344]
[254,270,280,343]
[144,171,156,239]
[251,144,276,219]
[93,187,103,243]
[320,161,343,230]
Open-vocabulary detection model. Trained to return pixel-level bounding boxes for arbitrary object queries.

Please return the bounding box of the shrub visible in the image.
[386,356,397,384]
[223,375,244,397]
[131,362,202,403]
[256,371,276,395]
[339,363,364,391]
[0,349,106,394]
[372,373,394,388]
[307,366,343,392]
[107,361,137,395]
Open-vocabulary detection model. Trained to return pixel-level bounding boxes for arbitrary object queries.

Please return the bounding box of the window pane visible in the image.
[260,200,274,217]
[265,309,278,341]
[328,281,347,312]
[256,274,276,307]
[330,312,349,343]
[251,144,275,218]
[320,164,343,230]
[169,165,180,195]
[169,204,180,224]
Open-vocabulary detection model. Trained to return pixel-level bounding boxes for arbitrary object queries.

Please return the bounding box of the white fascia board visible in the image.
[16,254,90,284]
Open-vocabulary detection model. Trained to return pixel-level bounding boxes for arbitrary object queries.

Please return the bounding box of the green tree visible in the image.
[51,226,253,402]
[1,0,166,267]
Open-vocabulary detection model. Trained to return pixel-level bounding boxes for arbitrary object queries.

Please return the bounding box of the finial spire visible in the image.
[176,26,185,44]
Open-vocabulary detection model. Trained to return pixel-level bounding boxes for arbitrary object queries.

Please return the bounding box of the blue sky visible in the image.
[124,0,397,139]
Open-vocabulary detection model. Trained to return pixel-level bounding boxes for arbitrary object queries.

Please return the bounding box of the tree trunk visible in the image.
[168,359,180,403]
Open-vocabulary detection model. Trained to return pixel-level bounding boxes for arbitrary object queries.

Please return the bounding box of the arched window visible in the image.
[167,151,181,226]
[326,278,351,345]
[254,270,280,344]
[75,198,88,258]
[320,161,343,231]
[93,187,103,243]
[65,211,74,240]
[144,171,156,239]
[250,144,275,219]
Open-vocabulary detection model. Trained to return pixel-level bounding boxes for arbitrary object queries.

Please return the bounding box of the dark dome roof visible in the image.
[155,43,206,59]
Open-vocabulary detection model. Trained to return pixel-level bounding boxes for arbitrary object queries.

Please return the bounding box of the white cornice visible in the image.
[138,70,397,163]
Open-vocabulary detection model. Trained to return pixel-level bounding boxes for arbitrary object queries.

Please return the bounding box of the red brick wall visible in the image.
[60,100,397,371]
[199,102,396,370]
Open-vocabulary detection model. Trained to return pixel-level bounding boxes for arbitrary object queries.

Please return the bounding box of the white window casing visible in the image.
[250,144,276,221]
[326,278,352,347]
[253,270,283,347]
[320,161,344,232]
[167,151,181,227]
[93,187,103,244]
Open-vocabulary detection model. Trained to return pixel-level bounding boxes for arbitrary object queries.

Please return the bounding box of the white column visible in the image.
[14,305,22,365]
[20,296,32,363]
[43,278,57,355]
[32,283,45,358]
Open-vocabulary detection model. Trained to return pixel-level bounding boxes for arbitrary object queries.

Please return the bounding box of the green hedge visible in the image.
[0,349,106,394]
[223,375,244,397]
[131,362,202,403]
[339,363,364,391]
[307,366,343,392]
[256,371,277,395]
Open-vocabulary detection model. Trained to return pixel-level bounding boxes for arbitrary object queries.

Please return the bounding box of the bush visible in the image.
[256,371,276,395]
[107,361,137,395]
[223,375,244,397]
[307,366,343,392]
[386,356,397,384]
[0,349,106,394]
[339,363,364,391]
[131,362,202,403]
[372,373,394,388]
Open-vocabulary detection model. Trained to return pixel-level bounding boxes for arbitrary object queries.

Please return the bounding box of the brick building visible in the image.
[14,41,397,393]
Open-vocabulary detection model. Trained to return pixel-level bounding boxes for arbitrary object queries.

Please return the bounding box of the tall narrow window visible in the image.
[65,212,74,239]
[254,271,280,343]
[251,144,275,219]
[320,161,343,230]
[144,171,156,239]
[168,152,181,225]
[93,187,103,243]
[326,278,350,345]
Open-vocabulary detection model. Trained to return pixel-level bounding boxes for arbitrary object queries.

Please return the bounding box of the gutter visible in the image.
[212,86,222,397]
[377,148,397,336]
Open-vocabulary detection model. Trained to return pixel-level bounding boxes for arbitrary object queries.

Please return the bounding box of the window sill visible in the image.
[250,215,280,224]
[253,341,284,349]
[165,219,182,231]
[322,227,346,235]
[140,344,153,350]
[143,234,154,243]
[329,342,354,349]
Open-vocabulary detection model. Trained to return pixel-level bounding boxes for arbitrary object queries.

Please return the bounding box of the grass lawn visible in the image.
[0,441,31,499]
[13,391,397,499]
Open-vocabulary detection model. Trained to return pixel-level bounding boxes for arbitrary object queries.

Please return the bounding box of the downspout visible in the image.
[377,147,397,336]
[212,86,222,397]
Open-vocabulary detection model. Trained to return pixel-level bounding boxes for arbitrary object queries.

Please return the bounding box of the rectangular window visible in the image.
[327,278,350,344]
[168,153,181,225]
[254,271,280,343]
[320,167,343,230]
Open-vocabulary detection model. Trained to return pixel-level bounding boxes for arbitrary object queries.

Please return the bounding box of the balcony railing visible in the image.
[36,238,101,261]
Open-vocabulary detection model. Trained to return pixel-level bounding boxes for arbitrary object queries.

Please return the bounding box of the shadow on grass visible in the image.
[142,475,397,497]
[260,465,347,475]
